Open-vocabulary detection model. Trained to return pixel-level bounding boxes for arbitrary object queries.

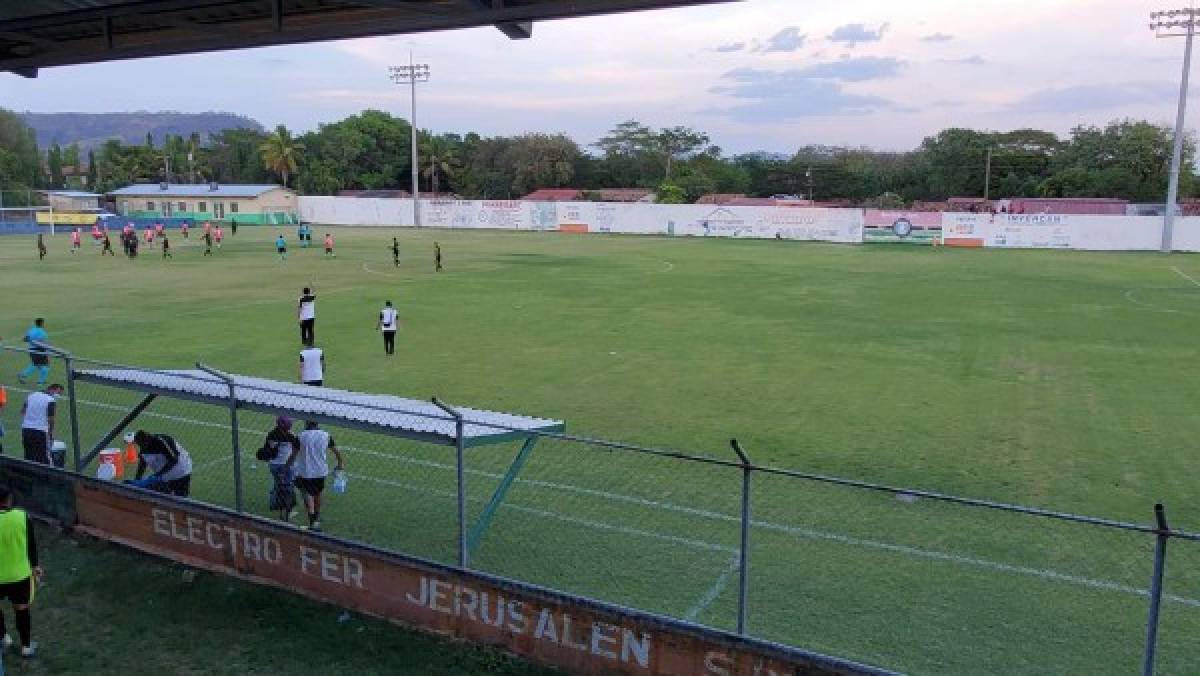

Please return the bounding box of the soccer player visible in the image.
[276,233,287,261]
[323,233,334,258]
[36,234,46,261]
[130,430,193,497]
[378,300,399,355]
[262,417,299,521]
[297,287,316,345]
[391,237,400,267]
[17,319,50,386]
[19,384,62,466]
[297,224,308,248]
[100,231,115,256]
[214,225,224,249]
[161,233,172,259]
[180,221,189,239]
[434,241,442,272]
[202,229,213,256]
[143,225,153,246]
[154,222,164,238]
[299,342,325,386]
[230,220,237,236]
[0,485,44,658]
[287,421,345,531]
[70,228,80,254]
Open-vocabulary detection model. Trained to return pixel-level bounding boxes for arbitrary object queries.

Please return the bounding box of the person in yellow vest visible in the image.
[0,486,42,658]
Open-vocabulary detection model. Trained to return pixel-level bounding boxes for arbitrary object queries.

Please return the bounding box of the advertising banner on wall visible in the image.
[941,213,990,247]
[863,210,942,244]
[989,214,1072,249]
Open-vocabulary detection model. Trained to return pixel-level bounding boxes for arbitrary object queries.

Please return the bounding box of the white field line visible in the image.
[661,261,675,272]
[684,554,740,622]
[1123,289,1181,314]
[361,262,400,277]
[1171,265,1200,288]
[21,386,1200,610]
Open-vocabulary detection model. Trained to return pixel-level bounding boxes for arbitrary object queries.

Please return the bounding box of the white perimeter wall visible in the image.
[297,197,1200,252]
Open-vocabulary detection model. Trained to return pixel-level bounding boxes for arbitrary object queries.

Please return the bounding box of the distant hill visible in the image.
[20,111,265,151]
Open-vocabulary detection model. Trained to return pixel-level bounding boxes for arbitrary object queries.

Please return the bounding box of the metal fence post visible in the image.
[62,351,82,472]
[198,363,243,513]
[730,439,752,636]
[1143,503,1170,676]
[434,398,468,568]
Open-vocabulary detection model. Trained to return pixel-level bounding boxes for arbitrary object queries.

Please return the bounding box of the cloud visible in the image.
[708,67,899,121]
[828,23,889,46]
[796,56,903,81]
[938,55,986,66]
[921,32,954,43]
[1006,81,1176,113]
[760,27,806,53]
[712,42,746,53]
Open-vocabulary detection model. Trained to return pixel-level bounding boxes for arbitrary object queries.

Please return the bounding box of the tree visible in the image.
[592,120,714,186]
[657,126,711,180]
[47,143,64,189]
[419,134,459,196]
[502,133,581,196]
[86,149,97,188]
[260,124,304,188]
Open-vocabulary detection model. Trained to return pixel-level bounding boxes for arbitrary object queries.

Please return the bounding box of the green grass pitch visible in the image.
[3,226,1200,674]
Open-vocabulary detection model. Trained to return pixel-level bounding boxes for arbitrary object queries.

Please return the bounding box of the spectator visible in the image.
[261,417,299,522]
[20,385,63,467]
[0,486,43,658]
[129,431,193,497]
[287,421,345,531]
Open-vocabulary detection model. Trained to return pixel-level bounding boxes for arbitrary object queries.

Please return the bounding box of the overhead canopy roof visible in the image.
[0,0,732,77]
[74,368,565,447]
[110,183,285,198]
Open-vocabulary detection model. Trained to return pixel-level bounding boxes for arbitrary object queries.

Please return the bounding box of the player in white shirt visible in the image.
[299,344,325,386]
[377,301,399,355]
[297,286,316,345]
[286,421,345,531]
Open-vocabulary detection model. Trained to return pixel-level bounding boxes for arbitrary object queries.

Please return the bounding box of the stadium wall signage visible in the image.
[0,457,888,676]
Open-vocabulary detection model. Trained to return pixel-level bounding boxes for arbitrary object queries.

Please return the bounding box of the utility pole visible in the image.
[1150,7,1198,252]
[389,54,431,227]
[984,147,993,201]
[806,166,814,202]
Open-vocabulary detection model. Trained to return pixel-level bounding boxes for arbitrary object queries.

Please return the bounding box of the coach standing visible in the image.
[297,286,317,345]
[20,384,62,467]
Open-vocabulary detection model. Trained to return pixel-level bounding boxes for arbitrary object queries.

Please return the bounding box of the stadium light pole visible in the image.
[389,55,431,227]
[1150,7,1199,252]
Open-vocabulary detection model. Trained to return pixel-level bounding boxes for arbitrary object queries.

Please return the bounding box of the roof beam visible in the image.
[461,0,533,40]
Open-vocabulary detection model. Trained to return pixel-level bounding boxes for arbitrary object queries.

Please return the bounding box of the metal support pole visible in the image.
[198,363,243,512]
[434,398,468,568]
[983,147,993,202]
[410,52,420,227]
[63,353,82,471]
[1143,503,1170,676]
[1164,20,1194,252]
[730,438,752,636]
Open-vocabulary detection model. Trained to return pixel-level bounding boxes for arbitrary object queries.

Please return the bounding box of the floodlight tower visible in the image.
[388,55,431,227]
[1150,7,1199,252]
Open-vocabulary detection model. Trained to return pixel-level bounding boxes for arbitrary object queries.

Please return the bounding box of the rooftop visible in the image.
[110,183,286,198]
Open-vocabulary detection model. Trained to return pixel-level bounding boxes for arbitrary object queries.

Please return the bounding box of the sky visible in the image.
[0,0,1195,154]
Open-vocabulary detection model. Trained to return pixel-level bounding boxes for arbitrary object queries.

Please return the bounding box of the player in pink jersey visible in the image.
[180,222,189,239]
[214,225,224,248]
[144,226,153,244]
[70,228,81,254]
[323,233,335,258]
[155,222,164,236]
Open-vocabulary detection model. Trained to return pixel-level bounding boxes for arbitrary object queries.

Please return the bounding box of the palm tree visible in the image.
[419,134,458,196]
[260,125,304,187]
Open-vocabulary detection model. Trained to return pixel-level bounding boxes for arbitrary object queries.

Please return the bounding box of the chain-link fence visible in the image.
[2,343,1198,674]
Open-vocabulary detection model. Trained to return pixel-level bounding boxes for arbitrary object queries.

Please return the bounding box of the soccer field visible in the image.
[3,226,1200,674]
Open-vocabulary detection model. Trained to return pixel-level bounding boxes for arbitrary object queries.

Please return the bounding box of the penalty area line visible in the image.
[1171,266,1200,288]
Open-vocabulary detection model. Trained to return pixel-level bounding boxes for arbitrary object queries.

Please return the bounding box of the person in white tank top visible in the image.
[377,301,400,355]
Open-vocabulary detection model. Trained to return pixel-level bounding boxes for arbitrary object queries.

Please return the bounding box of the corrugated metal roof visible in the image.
[109,184,286,198]
[74,369,564,446]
